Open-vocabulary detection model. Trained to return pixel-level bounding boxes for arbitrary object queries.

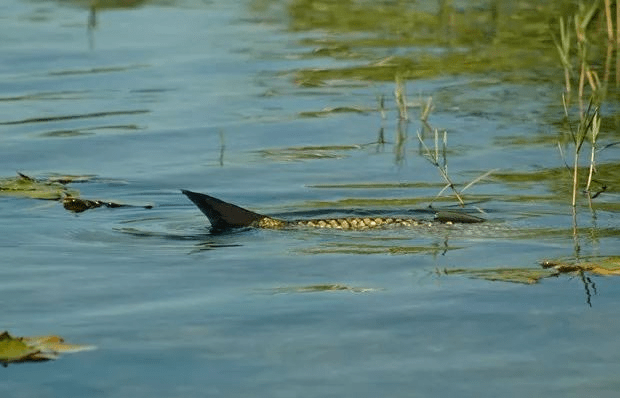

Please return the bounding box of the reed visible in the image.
[561,97,599,207]
[416,97,494,207]
[394,74,409,121]
[377,93,387,121]
[552,0,614,262]
[553,0,613,207]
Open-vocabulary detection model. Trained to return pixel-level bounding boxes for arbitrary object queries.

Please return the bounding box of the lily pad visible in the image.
[0,331,95,366]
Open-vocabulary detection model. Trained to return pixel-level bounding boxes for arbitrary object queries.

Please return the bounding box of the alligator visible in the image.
[181,190,485,231]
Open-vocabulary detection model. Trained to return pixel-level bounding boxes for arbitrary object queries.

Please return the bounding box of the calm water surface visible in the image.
[2,1,620,397]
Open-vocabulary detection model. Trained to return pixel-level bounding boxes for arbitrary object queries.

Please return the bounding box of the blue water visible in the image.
[2,1,620,397]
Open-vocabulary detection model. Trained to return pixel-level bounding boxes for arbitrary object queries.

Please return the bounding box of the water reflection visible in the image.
[0,109,149,126]
[394,119,407,166]
[443,256,620,306]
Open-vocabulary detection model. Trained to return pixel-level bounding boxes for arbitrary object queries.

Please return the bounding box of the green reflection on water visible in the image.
[443,256,620,284]
[493,161,620,200]
[258,144,363,161]
[53,0,149,9]
[269,284,379,293]
[287,0,593,84]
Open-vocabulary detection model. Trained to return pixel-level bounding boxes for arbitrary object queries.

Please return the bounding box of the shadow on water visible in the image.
[115,223,245,252]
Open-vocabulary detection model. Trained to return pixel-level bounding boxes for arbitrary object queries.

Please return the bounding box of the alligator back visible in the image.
[182,190,485,231]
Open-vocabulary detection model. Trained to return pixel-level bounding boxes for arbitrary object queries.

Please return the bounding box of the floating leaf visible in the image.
[0,173,78,200]
[541,257,620,276]
[0,331,95,366]
[0,332,42,365]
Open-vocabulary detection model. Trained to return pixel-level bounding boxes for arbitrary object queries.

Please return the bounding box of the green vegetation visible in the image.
[283,0,619,226]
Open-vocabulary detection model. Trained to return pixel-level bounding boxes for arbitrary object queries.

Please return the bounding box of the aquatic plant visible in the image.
[560,98,601,207]
[0,331,94,367]
[551,0,620,210]
[416,97,495,207]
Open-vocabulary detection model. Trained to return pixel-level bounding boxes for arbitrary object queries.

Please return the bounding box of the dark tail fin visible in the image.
[181,190,266,230]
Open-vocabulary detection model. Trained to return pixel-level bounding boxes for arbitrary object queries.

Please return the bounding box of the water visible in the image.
[2,1,620,397]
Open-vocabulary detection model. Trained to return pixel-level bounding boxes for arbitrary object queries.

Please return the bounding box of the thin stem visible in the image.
[586,111,601,192]
[572,149,579,207]
[604,0,614,41]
